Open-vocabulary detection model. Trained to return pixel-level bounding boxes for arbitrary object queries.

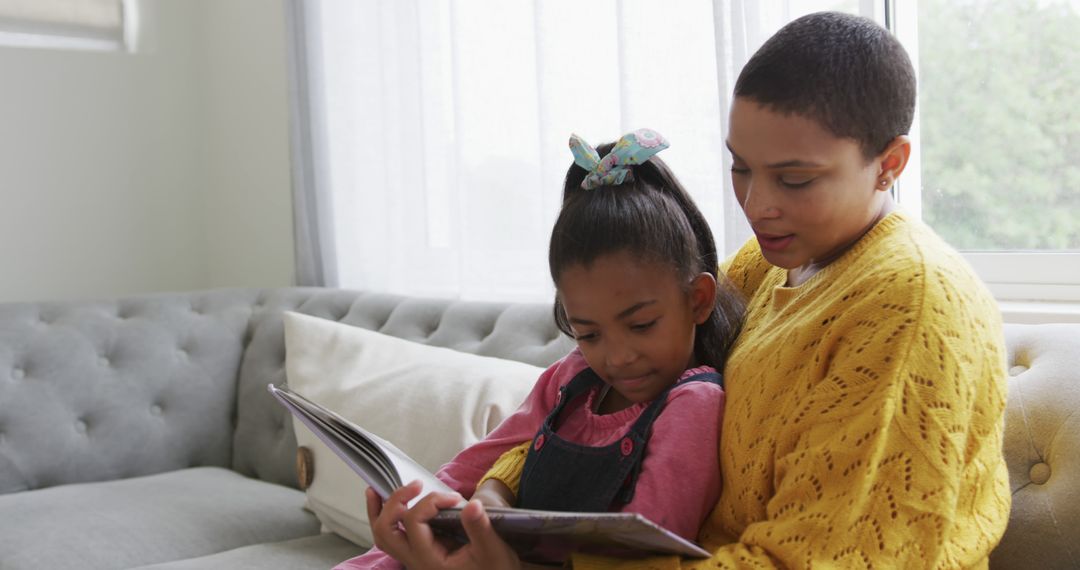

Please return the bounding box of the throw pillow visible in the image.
[282,311,542,547]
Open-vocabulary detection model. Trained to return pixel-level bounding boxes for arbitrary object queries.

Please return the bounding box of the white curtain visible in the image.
[288,0,863,299]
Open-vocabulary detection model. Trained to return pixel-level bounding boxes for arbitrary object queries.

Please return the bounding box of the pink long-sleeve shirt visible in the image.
[335,348,724,569]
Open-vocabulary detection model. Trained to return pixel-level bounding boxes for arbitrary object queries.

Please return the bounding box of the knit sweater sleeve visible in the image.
[573,256,1010,569]
[478,440,531,497]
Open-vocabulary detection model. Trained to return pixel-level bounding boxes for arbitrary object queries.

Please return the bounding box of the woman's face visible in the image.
[726,97,888,270]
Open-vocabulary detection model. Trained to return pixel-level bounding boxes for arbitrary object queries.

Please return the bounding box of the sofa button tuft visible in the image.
[151,404,163,416]
[99,357,110,367]
[1029,462,1051,485]
[1008,365,1028,376]
[12,368,24,380]
[75,420,88,434]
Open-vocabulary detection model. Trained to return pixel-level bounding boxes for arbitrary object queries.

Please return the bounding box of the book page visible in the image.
[269,384,456,505]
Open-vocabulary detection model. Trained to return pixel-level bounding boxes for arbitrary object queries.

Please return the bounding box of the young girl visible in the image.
[338,129,744,569]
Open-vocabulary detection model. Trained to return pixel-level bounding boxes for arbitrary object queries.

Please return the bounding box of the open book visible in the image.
[268,383,710,560]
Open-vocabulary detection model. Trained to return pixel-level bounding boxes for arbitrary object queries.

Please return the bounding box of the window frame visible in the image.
[888,0,1080,308]
[0,0,138,52]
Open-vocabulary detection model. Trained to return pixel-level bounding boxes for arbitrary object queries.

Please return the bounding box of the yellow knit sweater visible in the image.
[483,212,1011,569]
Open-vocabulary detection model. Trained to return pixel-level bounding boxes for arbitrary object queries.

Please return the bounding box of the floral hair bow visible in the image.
[569,128,670,190]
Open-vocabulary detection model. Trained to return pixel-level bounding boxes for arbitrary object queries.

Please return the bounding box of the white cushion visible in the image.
[282,311,541,547]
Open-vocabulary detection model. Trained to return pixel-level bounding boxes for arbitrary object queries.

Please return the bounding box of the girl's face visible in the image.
[557,251,715,411]
[726,97,899,271]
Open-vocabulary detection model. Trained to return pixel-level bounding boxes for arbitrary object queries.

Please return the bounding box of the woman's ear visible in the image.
[876,135,912,189]
[690,273,718,325]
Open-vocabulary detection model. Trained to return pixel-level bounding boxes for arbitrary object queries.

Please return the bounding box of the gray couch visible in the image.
[0,287,1075,569]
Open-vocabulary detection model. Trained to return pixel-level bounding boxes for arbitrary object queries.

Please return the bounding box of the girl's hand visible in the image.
[366,481,527,570]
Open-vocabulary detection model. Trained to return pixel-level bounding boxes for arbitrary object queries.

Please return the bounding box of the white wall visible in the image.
[0,0,295,303]
[195,0,295,291]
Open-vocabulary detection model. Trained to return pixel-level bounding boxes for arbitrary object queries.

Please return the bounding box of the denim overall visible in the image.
[516,367,723,512]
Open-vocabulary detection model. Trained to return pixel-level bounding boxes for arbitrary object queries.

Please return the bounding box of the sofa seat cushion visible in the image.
[0,466,320,570]
[128,533,364,569]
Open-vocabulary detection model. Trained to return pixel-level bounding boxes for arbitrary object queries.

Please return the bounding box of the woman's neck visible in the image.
[787,195,895,287]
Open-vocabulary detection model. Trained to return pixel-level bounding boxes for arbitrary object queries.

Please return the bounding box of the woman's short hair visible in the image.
[734,11,917,160]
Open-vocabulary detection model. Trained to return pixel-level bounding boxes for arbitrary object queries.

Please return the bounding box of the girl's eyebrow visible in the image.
[725,141,824,169]
[568,300,657,325]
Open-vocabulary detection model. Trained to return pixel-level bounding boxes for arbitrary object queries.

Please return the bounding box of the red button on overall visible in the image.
[620,437,634,456]
[534,434,545,451]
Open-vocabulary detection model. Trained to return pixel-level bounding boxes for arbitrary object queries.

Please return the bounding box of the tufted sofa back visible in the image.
[229,288,574,487]
[0,287,575,496]
[991,323,1080,569]
[0,289,260,494]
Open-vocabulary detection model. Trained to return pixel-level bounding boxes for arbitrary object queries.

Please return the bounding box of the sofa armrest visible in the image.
[992,323,1080,568]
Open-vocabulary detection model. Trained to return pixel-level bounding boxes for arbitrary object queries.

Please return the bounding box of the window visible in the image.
[0,0,136,52]
[291,0,1079,313]
[893,0,1080,303]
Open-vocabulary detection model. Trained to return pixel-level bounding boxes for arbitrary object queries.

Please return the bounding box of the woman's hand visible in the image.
[366,480,527,570]
[471,479,515,509]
